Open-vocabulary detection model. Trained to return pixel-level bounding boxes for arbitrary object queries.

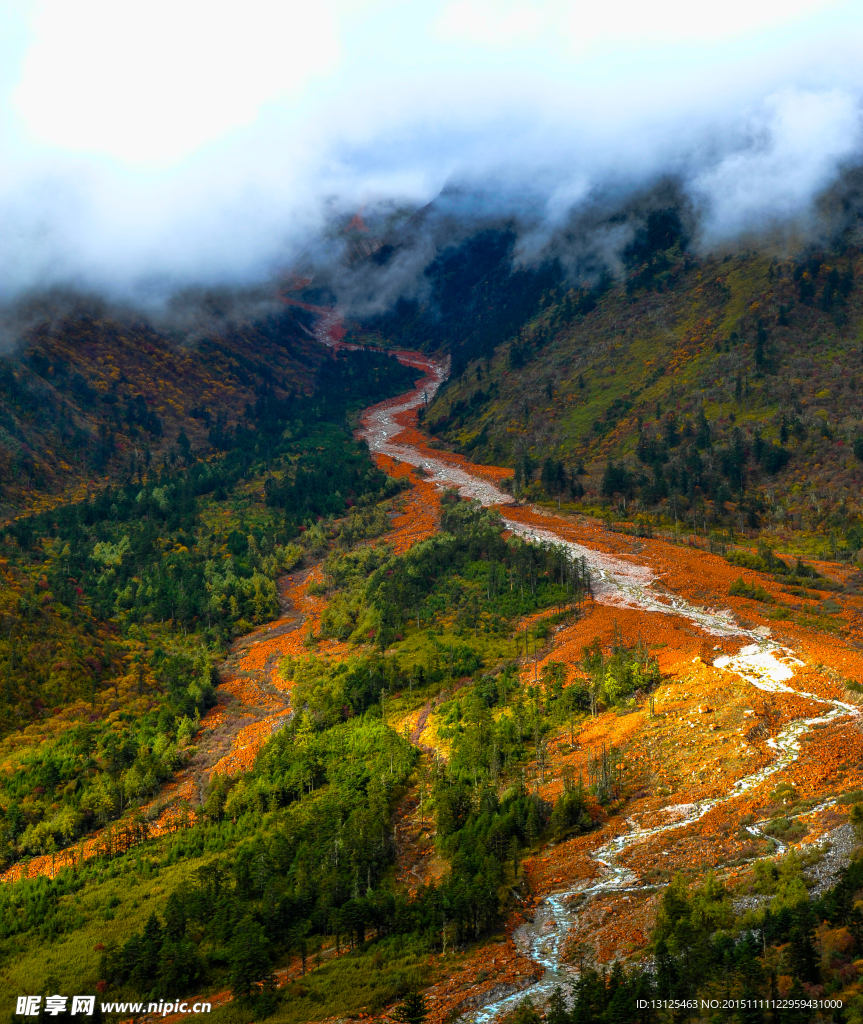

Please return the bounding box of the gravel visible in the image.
[804,821,858,898]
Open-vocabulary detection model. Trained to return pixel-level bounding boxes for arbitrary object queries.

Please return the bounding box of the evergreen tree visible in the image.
[512,998,542,1024]
[545,987,568,1024]
[229,916,271,1001]
[391,992,428,1024]
[789,924,819,985]
[655,938,677,999]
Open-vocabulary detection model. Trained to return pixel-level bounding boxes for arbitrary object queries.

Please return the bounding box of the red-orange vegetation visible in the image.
[208,710,291,777]
[375,469,441,554]
[418,929,542,1024]
[564,890,660,965]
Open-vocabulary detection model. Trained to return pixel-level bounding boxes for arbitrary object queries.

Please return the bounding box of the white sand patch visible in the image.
[505,519,753,639]
[660,803,698,821]
[713,643,802,691]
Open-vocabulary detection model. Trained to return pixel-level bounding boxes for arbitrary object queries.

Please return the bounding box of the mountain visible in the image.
[4,220,863,1024]
[0,295,323,514]
[393,232,863,556]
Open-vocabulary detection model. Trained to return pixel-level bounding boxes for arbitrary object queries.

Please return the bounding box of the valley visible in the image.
[21,344,860,1023]
[6,4,863,1020]
[351,351,863,1022]
[3,264,863,1022]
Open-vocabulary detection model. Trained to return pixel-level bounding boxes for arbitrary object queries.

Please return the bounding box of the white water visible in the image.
[355,353,859,1022]
[359,358,761,641]
[359,356,520,508]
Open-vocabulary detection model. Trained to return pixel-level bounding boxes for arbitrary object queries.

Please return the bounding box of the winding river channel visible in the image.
[357,353,860,1021]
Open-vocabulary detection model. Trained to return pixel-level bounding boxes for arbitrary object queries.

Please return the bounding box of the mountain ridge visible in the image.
[393,242,863,555]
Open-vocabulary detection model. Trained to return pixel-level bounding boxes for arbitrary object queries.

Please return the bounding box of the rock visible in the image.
[454,981,532,1013]
[732,894,770,913]
[805,822,859,898]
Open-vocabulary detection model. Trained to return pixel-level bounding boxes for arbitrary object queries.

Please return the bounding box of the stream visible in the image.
[357,353,860,1021]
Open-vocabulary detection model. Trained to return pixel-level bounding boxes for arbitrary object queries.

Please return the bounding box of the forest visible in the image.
[0,302,327,508]
[93,493,600,1010]
[0,346,417,872]
[0,476,649,1017]
[414,228,863,556]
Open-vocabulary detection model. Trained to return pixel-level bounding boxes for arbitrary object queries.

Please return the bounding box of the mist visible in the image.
[1,0,862,321]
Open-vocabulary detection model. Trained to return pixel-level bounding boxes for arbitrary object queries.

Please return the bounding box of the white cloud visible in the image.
[436,0,848,52]
[435,1,552,47]
[12,0,340,164]
[692,88,863,241]
[0,0,862,301]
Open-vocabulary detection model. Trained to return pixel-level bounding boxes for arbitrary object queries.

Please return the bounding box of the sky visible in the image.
[0,0,862,302]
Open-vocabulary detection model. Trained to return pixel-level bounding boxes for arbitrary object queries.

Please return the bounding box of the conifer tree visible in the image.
[229,916,271,1001]
[391,992,428,1024]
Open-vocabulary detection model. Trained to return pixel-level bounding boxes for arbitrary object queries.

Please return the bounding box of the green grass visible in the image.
[0,845,219,1011]
[729,577,774,603]
[793,612,842,634]
[209,937,433,1024]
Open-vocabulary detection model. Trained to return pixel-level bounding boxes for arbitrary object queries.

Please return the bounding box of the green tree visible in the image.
[509,835,521,879]
[546,987,568,1024]
[391,992,428,1024]
[229,916,271,1001]
[512,998,541,1024]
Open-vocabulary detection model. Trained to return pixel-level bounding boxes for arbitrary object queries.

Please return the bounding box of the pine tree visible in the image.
[512,998,542,1024]
[509,835,520,879]
[391,992,428,1024]
[526,799,540,846]
[135,913,164,992]
[546,987,568,1024]
[655,938,677,999]
[789,924,819,984]
[229,916,271,1001]
[785,978,811,1024]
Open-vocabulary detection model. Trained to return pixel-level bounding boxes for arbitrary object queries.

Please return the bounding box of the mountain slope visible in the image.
[413,245,863,552]
[0,308,418,894]
[0,298,322,515]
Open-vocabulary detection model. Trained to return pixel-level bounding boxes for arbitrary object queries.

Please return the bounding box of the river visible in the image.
[356,351,860,1021]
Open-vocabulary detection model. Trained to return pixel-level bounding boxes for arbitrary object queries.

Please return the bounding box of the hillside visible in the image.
[0,306,418,888]
[387,234,863,556]
[5,235,863,1024]
[0,297,322,515]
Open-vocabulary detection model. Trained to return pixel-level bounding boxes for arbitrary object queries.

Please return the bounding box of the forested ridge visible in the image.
[0,300,329,512]
[398,224,863,556]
